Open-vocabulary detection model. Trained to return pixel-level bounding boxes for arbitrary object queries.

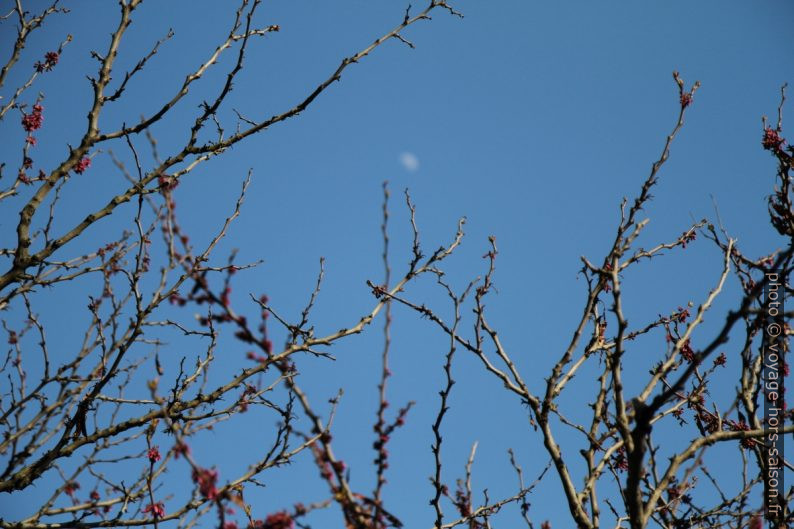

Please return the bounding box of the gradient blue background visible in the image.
[1,1,793,527]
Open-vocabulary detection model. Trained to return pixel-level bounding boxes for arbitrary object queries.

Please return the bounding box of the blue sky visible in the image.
[1,1,793,527]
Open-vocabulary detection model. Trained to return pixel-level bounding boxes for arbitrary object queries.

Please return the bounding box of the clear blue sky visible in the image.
[1,1,793,527]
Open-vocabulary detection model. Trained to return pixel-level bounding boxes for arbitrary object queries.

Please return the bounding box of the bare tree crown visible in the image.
[0,2,791,529]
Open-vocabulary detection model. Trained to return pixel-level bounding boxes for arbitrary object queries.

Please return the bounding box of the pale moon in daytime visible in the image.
[399,151,420,172]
